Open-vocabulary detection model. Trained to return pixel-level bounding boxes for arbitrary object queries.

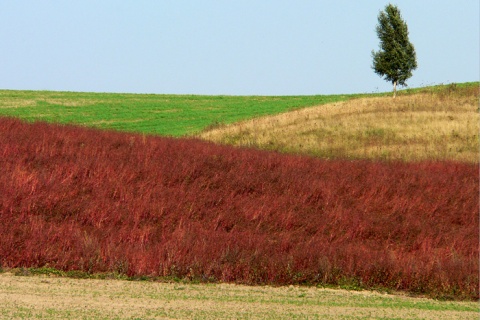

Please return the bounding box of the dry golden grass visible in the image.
[0,98,37,109]
[0,91,103,109]
[199,85,479,162]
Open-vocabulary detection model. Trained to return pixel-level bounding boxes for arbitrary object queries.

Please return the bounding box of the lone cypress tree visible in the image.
[372,4,417,97]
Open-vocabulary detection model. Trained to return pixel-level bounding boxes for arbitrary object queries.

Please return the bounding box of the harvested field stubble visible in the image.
[1,272,478,319]
[0,117,478,300]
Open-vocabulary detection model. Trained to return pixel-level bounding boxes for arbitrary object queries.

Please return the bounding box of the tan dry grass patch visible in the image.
[0,99,37,109]
[89,118,149,126]
[41,98,100,107]
[199,93,479,162]
[0,97,101,109]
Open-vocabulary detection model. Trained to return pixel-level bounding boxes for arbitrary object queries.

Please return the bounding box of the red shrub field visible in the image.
[0,117,478,299]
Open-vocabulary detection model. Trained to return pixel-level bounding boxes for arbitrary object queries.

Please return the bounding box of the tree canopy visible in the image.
[372,4,417,97]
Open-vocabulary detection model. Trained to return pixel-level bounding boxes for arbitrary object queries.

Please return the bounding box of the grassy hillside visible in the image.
[199,83,479,162]
[2,83,477,162]
[0,90,350,136]
[1,117,477,300]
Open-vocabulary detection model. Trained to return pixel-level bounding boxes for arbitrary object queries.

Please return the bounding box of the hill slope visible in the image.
[0,90,350,136]
[0,117,477,299]
[199,83,479,162]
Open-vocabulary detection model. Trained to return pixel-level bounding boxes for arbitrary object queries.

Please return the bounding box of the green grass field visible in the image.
[0,90,353,137]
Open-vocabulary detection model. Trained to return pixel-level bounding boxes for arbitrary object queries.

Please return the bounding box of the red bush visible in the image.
[0,117,477,299]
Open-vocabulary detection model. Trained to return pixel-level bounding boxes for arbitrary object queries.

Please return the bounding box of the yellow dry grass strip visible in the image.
[41,98,100,107]
[0,97,101,109]
[0,98,37,109]
[0,273,477,319]
[199,92,479,162]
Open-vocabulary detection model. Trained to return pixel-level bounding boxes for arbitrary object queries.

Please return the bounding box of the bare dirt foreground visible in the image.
[0,273,477,319]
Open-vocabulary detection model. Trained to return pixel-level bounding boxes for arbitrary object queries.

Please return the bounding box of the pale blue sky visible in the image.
[1,1,478,95]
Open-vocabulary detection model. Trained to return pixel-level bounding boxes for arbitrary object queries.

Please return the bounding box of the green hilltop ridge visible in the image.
[0,90,351,137]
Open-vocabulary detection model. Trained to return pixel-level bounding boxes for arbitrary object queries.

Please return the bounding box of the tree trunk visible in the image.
[393,81,397,98]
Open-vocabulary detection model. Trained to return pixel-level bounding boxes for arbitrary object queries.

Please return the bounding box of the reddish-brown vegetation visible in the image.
[0,117,477,299]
